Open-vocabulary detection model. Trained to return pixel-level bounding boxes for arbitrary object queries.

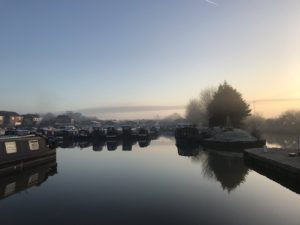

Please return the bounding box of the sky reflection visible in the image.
[0,137,299,225]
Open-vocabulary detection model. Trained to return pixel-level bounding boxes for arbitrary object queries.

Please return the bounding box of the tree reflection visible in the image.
[202,151,249,192]
[178,146,249,193]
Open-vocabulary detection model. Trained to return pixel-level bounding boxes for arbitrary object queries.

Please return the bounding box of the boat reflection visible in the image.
[177,144,201,157]
[123,139,137,151]
[107,141,118,151]
[0,159,57,200]
[138,138,151,148]
[92,140,105,151]
[57,137,154,151]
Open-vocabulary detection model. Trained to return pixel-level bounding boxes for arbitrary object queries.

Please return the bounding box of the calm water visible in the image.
[0,136,299,225]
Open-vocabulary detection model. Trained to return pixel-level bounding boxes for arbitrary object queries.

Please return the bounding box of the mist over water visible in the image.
[79,107,185,120]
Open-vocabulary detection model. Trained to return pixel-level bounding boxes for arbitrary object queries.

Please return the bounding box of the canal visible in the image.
[0,136,299,225]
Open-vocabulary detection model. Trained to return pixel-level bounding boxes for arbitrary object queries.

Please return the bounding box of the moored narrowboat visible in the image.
[121,125,139,139]
[76,129,91,141]
[107,141,118,151]
[92,139,105,151]
[106,126,120,139]
[149,126,159,139]
[175,124,200,146]
[122,139,134,151]
[121,125,133,137]
[55,126,78,139]
[138,138,151,148]
[91,127,105,140]
[0,136,56,174]
[138,127,149,139]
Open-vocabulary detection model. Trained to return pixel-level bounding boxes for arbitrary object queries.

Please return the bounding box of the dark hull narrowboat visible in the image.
[175,124,200,147]
[120,126,138,140]
[138,138,151,148]
[76,129,91,141]
[78,140,92,149]
[149,127,159,140]
[107,141,118,151]
[55,126,78,140]
[121,126,132,138]
[0,136,56,174]
[0,160,57,200]
[57,138,78,148]
[106,127,120,140]
[91,127,105,140]
[92,139,105,151]
[138,127,149,140]
[122,139,137,151]
[177,145,201,157]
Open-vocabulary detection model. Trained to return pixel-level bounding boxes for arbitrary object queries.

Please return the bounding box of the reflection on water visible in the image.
[177,145,248,193]
[0,136,299,225]
[263,133,300,149]
[199,151,248,192]
[58,138,152,150]
[0,160,57,200]
[177,144,200,157]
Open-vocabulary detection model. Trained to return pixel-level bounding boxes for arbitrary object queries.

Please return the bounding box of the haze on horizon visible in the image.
[0,0,299,119]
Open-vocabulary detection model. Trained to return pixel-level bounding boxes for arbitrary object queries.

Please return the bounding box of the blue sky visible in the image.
[0,0,299,118]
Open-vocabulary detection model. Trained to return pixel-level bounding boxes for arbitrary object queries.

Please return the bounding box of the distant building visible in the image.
[0,111,23,127]
[22,114,42,127]
[0,116,3,126]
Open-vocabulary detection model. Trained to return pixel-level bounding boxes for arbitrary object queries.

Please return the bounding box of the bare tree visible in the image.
[185,87,216,126]
[185,99,203,125]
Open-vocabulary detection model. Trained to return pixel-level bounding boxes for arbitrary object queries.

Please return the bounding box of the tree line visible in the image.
[186,81,300,134]
[186,81,251,128]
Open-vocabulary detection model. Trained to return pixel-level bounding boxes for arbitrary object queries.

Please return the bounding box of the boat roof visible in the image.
[0,135,39,141]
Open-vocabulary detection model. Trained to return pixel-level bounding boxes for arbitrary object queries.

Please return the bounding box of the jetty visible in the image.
[244,148,300,194]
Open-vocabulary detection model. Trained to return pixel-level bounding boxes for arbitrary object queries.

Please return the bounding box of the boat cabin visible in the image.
[0,136,56,172]
[175,124,199,139]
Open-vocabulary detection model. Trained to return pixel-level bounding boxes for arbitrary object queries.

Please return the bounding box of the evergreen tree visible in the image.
[207,82,251,127]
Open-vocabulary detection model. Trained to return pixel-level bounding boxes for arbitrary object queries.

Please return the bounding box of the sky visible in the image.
[0,0,299,119]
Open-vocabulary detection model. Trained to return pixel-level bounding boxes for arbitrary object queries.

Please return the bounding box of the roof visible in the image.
[22,114,40,118]
[0,111,20,116]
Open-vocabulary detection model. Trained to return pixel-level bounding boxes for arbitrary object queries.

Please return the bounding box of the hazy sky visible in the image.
[0,0,299,118]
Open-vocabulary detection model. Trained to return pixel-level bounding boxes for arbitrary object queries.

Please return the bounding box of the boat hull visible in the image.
[0,136,56,169]
[202,139,266,151]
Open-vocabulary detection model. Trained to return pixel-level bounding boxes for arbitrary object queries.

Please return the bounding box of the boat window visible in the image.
[28,140,39,151]
[28,173,39,186]
[4,182,16,196]
[5,142,17,154]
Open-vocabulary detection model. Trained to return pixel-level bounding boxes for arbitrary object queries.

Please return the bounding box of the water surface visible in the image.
[0,137,299,225]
